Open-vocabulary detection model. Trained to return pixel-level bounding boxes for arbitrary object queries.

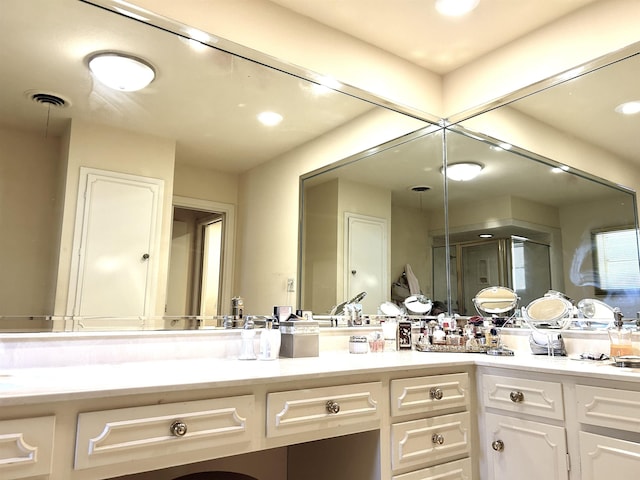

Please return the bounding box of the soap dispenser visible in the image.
[238,316,257,360]
[259,317,281,360]
[608,308,633,357]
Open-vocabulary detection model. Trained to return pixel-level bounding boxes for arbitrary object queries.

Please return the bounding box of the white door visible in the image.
[69,168,163,317]
[345,213,388,313]
[579,432,640,480]
[485,413,569,480]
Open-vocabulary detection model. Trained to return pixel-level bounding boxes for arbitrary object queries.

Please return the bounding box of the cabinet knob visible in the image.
[509,391,524,403]
[326,400,340,414]
[430,387,444,400]
[170,420,188,437]
[492,439,504,452]
[432,433,445,445]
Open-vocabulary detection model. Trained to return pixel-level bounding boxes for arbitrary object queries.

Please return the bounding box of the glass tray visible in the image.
[415,343,492,353]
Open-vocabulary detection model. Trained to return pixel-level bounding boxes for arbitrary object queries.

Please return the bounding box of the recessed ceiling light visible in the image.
[435,0,480,17]
[478,233,493,238]
[551,165,570,173]
[442,162,484,181]
[615,101,640,115]
[89,53,155,91]
[257,111,283,126]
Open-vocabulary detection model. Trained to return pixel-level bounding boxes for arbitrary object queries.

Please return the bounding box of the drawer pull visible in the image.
[326,400,340,414]
[509,391,524,403]
[429,387,444,400]
[492,439,504,452]
[432,433,445,445]
[170,420,188,437]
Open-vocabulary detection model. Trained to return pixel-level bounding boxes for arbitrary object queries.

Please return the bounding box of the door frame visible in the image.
[173,196,236,317]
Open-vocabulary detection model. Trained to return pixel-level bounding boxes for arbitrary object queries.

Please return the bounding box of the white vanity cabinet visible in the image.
[389,373,472,479]
[479,372,569,480]
[575,384,640,479]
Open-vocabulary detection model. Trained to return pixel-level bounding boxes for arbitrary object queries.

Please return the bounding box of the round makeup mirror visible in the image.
[523,291,574,330]
[472,286,519,318]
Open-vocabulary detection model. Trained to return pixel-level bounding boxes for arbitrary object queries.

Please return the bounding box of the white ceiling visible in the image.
[268,0,600,74]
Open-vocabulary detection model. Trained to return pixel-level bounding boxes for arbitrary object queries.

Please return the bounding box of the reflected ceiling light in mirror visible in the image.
[551,165,570,173]
[435,0,480,16]
[88,53,156,91]
[257,111,283,126]
[491,142,512,151]
[443,162,483,181]
[478,233,493,238]
[615,101,640,115]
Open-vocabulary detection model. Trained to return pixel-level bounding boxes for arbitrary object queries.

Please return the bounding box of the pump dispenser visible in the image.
[259,317,281,360]
[608,308,633,357]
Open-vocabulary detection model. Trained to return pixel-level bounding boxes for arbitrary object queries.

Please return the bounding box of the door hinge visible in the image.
[566,453,571,471]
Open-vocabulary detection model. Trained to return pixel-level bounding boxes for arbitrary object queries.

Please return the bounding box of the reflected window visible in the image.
[593,227,640,293]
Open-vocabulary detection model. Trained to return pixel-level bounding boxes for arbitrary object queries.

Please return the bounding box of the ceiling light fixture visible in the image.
[443,162,484,181]
[615,101,640,115]
[88,53,156,92]
[478,233,493,238]
[435,0,480,17]
[257,111,283,126]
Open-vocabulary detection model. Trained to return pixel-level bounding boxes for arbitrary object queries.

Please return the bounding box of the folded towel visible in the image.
[405,263,421,295]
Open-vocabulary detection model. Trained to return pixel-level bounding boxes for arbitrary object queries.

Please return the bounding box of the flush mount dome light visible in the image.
[444,162,483,181]
[435,0,480,16]
[89,53,155,92]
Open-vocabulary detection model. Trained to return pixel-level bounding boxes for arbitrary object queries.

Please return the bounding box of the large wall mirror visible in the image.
[300,44,640,321]
[0,0,432,332]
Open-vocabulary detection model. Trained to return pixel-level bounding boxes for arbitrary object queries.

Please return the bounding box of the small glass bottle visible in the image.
[259,318,281,360]
[608,308,633,357]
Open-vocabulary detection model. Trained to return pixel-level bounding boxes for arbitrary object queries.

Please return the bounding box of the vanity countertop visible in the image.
[1,350,638,407]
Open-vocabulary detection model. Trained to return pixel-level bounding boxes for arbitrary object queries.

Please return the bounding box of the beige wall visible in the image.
[0,125,61,316]
[173,163,238,205]
[54,120,176,316]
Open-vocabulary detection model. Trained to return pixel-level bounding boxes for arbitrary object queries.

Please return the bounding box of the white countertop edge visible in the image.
[1,350,638,407]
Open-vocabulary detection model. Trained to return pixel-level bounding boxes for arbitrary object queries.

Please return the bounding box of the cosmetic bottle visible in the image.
[608,308,633,357]
[259,317,281,360]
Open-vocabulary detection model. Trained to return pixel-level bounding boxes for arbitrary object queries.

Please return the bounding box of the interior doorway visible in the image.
[166,197,235,318]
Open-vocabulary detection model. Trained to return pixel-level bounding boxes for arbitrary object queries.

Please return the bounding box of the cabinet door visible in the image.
[580,432,640,480]
[485,413,568,480]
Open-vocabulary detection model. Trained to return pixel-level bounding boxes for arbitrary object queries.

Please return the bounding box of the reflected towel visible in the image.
[405,264,421,295]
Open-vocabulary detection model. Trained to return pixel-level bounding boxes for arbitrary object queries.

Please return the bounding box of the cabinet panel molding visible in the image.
[266,381,382,439]
[579,431,640,480]
[482,374,564,420]
[75,395,255,470]
[0,416,55,479]
[391,412,470,471]
[576,384,640,432]
[390,373,469,418]
[392,458,471,480]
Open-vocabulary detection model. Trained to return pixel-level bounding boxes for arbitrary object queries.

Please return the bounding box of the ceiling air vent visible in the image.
[27,91,70,108]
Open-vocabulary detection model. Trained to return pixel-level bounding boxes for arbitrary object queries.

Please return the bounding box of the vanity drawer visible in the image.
[266,381,382,438]
[392,458,471,480]
[391,412,470,472]
[390,373,469,418]
[576,385,640,432]
[482,374,564,420]
[75,395,255,470]
[0,416,55,479]
[579,431,640,479]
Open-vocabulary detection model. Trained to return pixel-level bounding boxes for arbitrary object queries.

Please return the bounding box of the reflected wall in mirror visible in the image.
[300,127,445,315]
[440,127,639,318]
[0,0,430,331]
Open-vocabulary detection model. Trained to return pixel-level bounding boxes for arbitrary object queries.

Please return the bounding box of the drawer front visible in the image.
[391,373,469,418]
[266,381,382,438]
[392,458,471,480]
[482,374,564,420]
[576,385,640,432]
[0,416,55,479]
[75,395,255,470]
[391,412,470,472]
[579,431,640,480]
